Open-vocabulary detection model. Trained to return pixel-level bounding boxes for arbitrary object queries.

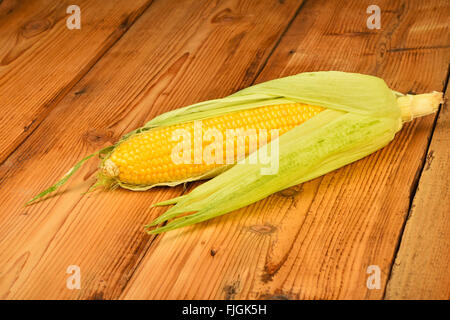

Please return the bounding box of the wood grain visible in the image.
[121,0,449,299]
[0,0,153,163]
[0,0,448,300]
[0,0,306,299]
[385,83,449,300]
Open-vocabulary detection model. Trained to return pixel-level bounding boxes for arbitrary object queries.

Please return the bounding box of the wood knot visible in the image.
[278,185,302,198]
[119,15,132,29]
[223,280,240,300]
[89,291,104,300]
[0,0,16,16]
[259,293,292,300]
[23,119,36,132]
[249,224,276,234]
[74,87,87,96]
[211,8,243,24]
[425,150,435,171]
[82,129,114,147]
[259,290,296,300]
[21,19,51,38]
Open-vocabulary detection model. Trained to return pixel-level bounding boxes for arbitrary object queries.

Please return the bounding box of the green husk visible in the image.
[145,72,440,234]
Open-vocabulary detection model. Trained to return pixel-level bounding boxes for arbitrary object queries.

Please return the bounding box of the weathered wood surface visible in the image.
[385,86,449,300]
[0,0,448,300]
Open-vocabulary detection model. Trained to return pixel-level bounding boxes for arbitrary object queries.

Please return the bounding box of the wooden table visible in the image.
[0,0,448,300]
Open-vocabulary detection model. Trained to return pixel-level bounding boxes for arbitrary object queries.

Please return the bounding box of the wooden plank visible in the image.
[121,0,449,299]
[384,83,449,300]
[0,0,306,299]
[0,0,153,163]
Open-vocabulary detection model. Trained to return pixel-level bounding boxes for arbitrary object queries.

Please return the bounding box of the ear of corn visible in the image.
[26,71,442,236]
[104,103,324,186]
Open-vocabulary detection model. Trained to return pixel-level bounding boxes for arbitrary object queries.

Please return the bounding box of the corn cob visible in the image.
[104,103,324,185]
[27,72,443,235]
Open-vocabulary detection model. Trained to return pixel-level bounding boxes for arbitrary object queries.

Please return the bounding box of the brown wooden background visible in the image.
[0,0,448,300]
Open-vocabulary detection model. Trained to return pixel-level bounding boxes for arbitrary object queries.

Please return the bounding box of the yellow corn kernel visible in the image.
[105,103,324,185]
